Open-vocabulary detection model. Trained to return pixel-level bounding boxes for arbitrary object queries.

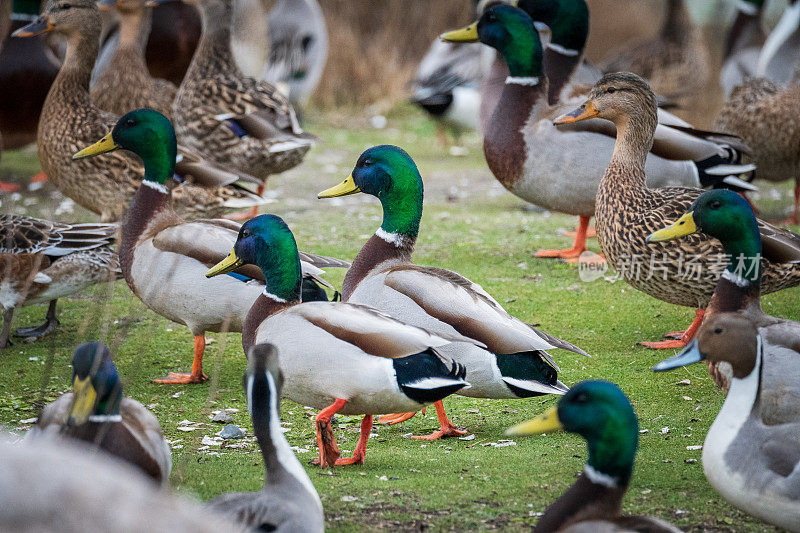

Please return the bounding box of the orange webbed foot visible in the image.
[377,411,420,425]
[639,338,693,350]
[153,372,208,384]
[411,424,468,440]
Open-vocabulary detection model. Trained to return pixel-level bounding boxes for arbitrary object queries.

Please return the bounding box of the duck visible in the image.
[647,188,800,401]
[155,0,314,211]
[0,214,120,349]
[713,71,800,224]
[205,214,471,467]
[90,0,177,120]
[654,314,800,532]
[507,380,682,532]
[0,0,59,154]
[26,341,172,485]
[204,343,324,532]
[442,4,754,261]
[1,436,239,532]
[73,108,347,384]
[552,71,799,349]
[720,0,766,97]
[318,145,585,440]
[13,0,266,222]
[263,0,328,106]
[599,0,710,105]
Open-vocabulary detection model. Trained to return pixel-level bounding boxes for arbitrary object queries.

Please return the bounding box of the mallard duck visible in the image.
[648,189,800,398]
[600,0,710,104]
[552,71,800,348]
[13,0,266,222]
[318,145,585,440]
[713,73,800,224]
[720,0,766,97]
[204,343,324,532]
[90,0,176,120]
[755,0,800,88]
[1,437,237,532]
[73,109,347,384]
[154,0,313,208]
[263,0,328,106]
[0,214,119,349]
[443,5,753,261]
[206,214,471,467]
[654,314,800,532]
[0,0,59,152]
[26,341,172,484]
[507,381,681,532]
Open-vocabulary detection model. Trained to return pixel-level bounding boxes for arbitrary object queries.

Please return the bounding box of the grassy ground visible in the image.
[1,106,798,531]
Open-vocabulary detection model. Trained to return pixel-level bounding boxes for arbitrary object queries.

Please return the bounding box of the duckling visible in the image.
[553,72,798,348]
[0,214,120,349]
[206,214,471,467]
[204,343,324,532]
[27,341,172,485]
[319,146,584,440]
[507,381,681,532]
[73,109,347,384]
[654,314,800,532]
[13,0,265,222]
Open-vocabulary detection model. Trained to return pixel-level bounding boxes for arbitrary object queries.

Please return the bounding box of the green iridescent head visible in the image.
[73,109,177,186]
[69,342,122,425]
[518,0,589,52]
[319,145,423,239]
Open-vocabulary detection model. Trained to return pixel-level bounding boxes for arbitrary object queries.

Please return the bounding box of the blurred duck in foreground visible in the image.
[204,344,324,532]
[0,436,239,532]
[0,214,119,349]
[319,145,585,440]
[73,109,347,383]
[648,189,800,405]
[442,5,754,262]
[12,0,265,221]
[654,314,800,532]
[508,381,681,532]
[552,72,797,348]
[206,214,470,467]
[27,342,172,484]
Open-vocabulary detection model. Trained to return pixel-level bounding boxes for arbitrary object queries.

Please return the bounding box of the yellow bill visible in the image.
[318,174,361,198]
[441,22,479,43]
[73,132,119,160]
[553,100,600,125]
[646,211,697,243]
[68,376,97,426]
[206,249,244,278]
[506,406,564,436]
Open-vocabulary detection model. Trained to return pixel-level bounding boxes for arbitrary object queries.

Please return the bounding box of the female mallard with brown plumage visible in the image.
[152,0,313,212]
[90,0,176,120]
[27,342,172,485]
[555,71,800,348]
[507,381,681,532]
[0,214,119,349]
[74,109,347,384]
[443,5,753,261]
[13,0,264,222]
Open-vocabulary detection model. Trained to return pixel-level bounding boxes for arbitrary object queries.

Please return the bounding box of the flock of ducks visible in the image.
[1,0,800,531]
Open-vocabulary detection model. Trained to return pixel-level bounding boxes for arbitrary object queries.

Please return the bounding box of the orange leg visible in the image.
[535,215,591,260]
[0,181,20,193]
[564,225,596,239]
[779,183,800,226]
[154,335,209,384]
[312,398,347,467]
[335,415,373,466]
[639,309,705,350]
[377,407,424,425]
[411,401,467,440]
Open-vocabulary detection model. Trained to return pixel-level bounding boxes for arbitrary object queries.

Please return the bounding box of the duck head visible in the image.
[68,342,122,426]
[508,380,638,485]
[554,72,657,129]
[206,215,303,302]
[12,0,100,39]
[516,0,589,54]
[318,145,423,239]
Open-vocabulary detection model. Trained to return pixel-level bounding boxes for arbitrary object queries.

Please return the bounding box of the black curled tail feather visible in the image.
[694,146,757,192]
[393,348,467,404]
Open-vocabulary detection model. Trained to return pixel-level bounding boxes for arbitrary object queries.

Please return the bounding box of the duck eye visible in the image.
[60,2,72,8]
[607,86,616,94]
[486,12,496,22]
[714,327,723,334]
[709,200,721,209]
[125,118,135,127]
[573,392,589,404]
[362,159,373,167]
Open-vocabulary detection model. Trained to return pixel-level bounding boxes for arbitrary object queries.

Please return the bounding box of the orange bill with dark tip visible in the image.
[553,101,600,125]
[11,16,54,38]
